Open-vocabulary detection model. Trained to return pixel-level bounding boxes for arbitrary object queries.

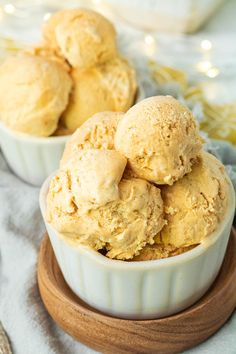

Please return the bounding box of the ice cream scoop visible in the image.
[115,95,203,185]
[62,56,137,131]
[61,111,123,166]
[43,8,117,69]
[99,56,137,112]
[56,149,127,211]
[159,151,230,248]
[0,55,72,136]
[47,151,165,259]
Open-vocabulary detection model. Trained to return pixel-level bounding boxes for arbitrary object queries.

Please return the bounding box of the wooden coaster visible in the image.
[38,229,236,354]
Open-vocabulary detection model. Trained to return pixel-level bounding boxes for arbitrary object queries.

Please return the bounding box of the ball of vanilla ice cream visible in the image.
[61,67,114,131]
[58,149,127,211]
[0,55,72,136]
[62,56,137,131]
[47,150,165,260]
[99,56,137,112]
[93,178,165,260]
[115,96,203,185]
[159,151,230,248]
[43,8,117,69]
[61,111,123,166]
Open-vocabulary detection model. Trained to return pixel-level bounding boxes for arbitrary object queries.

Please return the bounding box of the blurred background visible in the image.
[0,0,235,148]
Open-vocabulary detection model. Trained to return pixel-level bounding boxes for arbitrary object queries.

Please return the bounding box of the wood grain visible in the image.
[38,229,236,354]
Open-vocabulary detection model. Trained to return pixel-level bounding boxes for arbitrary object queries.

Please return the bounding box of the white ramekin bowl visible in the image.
[0,121,69,186]
[40,174,235,319]
[45,218,233,319]
[0,84,145,187]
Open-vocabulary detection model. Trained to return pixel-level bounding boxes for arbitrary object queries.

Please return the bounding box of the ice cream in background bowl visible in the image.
[0,8,140,186]
[61,56,137,131]
[0,53,72,185]
[0,55,72,137]
[42,8,118,69]
[40,95,235,319]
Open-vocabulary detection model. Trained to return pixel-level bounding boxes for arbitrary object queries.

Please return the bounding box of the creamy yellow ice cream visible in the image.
[43,8,117,69]
[47,150,165,260]
[58,149,127,211]
[0,55,72,136]
[41,8,136,133]
[132,243,196,261]
[158,151,230,248]
[52,123,74,137]
[61,111,123,166]
[25,45,71,72]
[45,93,231,262]
[99,56,137,112]
[61,66,114,131]
[62,56,137,131]
[115,96,203,185]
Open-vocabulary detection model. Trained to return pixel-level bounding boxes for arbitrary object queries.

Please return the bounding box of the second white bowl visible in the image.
[0,121,69,186]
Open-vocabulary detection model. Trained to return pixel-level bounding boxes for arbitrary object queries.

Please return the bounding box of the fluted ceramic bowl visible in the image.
[39,174,235,319]
[0,121,69,186]
[0,84,145,186]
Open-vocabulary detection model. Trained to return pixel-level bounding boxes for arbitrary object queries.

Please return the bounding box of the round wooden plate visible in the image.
[38,229,236,354]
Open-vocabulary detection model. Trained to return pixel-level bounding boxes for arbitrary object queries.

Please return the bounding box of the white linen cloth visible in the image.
[0,142,236,354]
[0,152,93,354]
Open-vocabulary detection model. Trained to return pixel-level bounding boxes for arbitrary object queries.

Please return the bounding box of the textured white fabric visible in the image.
[0,144,235,354]
[0,153,97,354]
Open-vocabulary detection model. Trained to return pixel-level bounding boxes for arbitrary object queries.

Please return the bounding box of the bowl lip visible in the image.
[0,120,70,144]
[39,170,235,270]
